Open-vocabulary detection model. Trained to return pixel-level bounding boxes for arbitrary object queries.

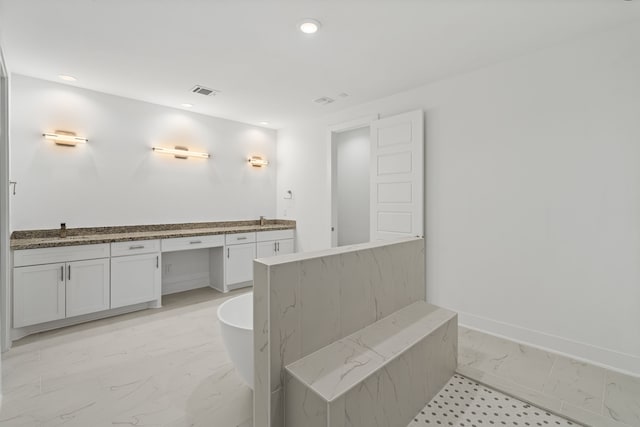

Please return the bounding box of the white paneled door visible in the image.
[370,110,424,241]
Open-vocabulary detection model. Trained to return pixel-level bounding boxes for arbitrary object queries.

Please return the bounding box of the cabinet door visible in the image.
[66,258,110,317]
[111,253,160,309]
[225,243,256,286]
[13,263,66,327]
[277,239,295,256]
[256,241,277,258]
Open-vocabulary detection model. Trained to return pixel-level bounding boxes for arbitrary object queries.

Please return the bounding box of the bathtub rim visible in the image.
[217,291,253,331]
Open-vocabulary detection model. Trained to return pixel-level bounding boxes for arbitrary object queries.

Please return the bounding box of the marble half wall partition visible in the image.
[253,237,425,427]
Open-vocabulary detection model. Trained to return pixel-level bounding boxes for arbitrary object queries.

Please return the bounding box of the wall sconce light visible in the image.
[248,156,269,167]
[43,131,88,147]
[152,146,210,159]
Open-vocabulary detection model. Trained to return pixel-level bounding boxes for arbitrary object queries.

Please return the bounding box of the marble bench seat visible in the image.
[284,300,458,427]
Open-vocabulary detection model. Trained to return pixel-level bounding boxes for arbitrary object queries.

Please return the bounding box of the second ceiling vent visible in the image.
[191,85,220,96]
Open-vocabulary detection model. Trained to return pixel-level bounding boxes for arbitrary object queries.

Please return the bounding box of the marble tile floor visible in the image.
[409,374,581,427]
[458,327,640,427]
[0,287,253,427]
[2,290,639,427]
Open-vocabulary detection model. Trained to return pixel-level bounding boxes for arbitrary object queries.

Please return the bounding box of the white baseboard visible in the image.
[458,310,640,377]
[210,282,225,293]
[161,272,210,295]
[226,280,252,292]
[11,301,156,342]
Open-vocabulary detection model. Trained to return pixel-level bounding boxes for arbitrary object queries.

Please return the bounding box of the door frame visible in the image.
[0,46,10,353]
[327,115,378,247]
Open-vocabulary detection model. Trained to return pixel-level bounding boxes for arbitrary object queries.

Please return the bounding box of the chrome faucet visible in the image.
[260,216,266,226]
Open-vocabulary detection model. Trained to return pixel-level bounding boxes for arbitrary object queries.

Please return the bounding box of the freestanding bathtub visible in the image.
[217,292,253,389]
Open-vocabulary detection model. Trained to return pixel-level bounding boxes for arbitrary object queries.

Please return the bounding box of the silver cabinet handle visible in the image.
[274,242,277,252]
[60,265,64,282]
[189,240,202,244]
[237,236,247,240]
[277,242,280,252]
[129,245,145,250]
[156,256,159,269]
[67,265,71,280]
[227,248,230,258]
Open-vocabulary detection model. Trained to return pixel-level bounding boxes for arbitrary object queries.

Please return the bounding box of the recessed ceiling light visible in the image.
[181,103,193,108]
[58,75,77,82]
[299,18,321,34]
[259,121,269,125]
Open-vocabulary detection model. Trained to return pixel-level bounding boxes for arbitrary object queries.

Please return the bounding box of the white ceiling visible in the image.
[0,0,639,129]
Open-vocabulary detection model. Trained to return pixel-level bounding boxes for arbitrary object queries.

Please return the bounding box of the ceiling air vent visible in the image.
[191,85,220,96]
[313,96,335,105]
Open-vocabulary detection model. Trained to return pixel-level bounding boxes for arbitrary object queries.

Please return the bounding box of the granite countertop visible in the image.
[10,220,296,250]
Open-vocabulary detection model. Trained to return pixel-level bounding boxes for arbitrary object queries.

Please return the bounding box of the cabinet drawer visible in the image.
[162,234,224,252]
[111,239,160,257]
[256,229,295,242]
[14,244,110,267]
[225,232,256,245]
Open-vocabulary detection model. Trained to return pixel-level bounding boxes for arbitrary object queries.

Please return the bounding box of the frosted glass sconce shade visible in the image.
[248,156,269,167]
[43,131,88,147]
[152,146,210,159]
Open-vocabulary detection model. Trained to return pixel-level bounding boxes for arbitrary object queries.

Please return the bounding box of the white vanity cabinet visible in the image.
[224,232,256,289]
[110,240,161,308]
[256,230,295,258]
[65,258,110,317]
[256,241,277,258]
[11,227,295,339]
[276,239,295,256]
[13,263,66,327]
[13,244,111,328]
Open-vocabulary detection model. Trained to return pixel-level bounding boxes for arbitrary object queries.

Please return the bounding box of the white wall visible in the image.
[277,119,328,251]
[0,41,9,392]
[10,74,277,231]
[277,23,640,375]
[335,127,370,246]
